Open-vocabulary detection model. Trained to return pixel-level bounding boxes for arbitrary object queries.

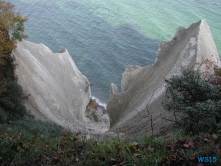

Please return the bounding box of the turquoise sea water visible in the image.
[9,0,221,104]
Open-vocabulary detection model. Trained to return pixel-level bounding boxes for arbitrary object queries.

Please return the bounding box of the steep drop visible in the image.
[13,40,91,132]
[107,20,220,137]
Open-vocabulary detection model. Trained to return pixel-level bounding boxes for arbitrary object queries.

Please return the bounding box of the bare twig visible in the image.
[135,84,163,136]
[135,84,163,119]
[135,108,149,118]
[196,58,204,71]
[146,105,153,137]
[160,114,177,123]
[146,84,163,106]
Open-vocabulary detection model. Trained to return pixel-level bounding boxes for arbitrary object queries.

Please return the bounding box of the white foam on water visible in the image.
[92,96,107,109]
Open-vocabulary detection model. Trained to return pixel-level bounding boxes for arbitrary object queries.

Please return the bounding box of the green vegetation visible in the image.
[163,68,221,134]
[0,78,26,123]
[0,0,28,123]
[1,124,221,165]
[0,115,65,138]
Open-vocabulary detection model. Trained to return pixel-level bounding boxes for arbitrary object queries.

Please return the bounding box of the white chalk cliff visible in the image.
[12,20,220,138]
[12,40,91,132]
[107,20,220,137]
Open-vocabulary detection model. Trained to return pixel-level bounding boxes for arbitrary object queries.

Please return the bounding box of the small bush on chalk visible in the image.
[163,68,221,134]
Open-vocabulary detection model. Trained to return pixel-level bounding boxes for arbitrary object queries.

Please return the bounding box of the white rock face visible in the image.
[12,40,91,132]
[121,65,143,92]
[107,20,220,137]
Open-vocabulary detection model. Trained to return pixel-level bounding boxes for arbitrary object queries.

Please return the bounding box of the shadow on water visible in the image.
[11,0,160,103]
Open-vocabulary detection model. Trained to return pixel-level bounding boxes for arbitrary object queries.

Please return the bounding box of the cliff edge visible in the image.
[107,20,220,137]
[12,40,91,132]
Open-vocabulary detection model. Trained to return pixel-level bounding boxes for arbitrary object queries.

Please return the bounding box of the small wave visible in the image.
[92,96,107,109]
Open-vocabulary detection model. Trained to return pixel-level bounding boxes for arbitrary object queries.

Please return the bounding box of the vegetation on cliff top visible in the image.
[0,0,28,123]
[1,124,221,165]
[163,68,221,134]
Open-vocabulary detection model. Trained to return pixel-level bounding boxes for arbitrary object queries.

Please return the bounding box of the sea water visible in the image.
[9,0,221,105]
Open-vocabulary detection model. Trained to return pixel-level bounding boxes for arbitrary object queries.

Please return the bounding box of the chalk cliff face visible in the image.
[107,20,220,137]
[12,20,220,137]
[12,40,91,132]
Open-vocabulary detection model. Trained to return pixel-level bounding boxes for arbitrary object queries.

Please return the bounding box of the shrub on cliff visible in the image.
[0,1,27,78]
[0,1,28,123]
[5,115,64,138]
[163,68,221,134]
[0,1,28,50]
[0,78,26,123]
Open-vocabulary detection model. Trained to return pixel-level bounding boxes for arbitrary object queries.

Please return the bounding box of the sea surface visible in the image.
[9,0,221,105]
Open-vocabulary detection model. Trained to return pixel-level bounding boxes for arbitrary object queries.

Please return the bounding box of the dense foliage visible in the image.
[0,1,28,52]
[0,78,26,123]
[163,68,221,134]
[0,0,28,123]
